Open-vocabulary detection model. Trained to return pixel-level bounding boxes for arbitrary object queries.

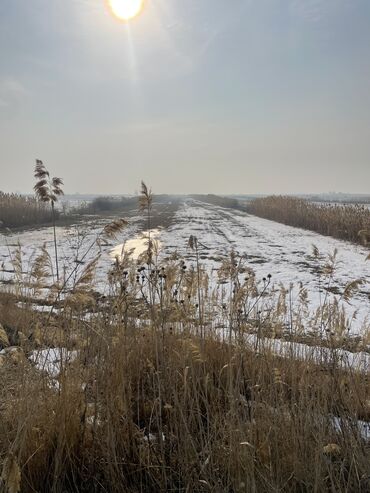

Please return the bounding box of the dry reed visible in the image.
[246,196,370,245]
[0,192,54,229]
[0,187,369,493]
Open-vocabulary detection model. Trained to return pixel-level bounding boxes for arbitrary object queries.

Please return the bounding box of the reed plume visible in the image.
[34,159,64,282]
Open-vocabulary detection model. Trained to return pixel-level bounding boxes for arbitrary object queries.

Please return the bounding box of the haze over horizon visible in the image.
[1,0,370,195]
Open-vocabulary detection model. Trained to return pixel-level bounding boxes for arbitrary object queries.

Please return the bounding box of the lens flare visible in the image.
[108,0,144,21]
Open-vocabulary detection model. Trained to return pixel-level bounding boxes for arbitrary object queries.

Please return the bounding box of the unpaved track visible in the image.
[160,200,370,332]
[0,199,369,332]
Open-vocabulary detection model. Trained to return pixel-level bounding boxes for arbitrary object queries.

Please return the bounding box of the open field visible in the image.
[3,1,370,490]
[1,198,369,333]
[1,195,369,493]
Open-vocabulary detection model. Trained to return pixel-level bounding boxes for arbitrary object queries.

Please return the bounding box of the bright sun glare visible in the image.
[108,0,144,21]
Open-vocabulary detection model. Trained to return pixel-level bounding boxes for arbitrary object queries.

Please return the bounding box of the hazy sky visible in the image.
[1,0,370,194]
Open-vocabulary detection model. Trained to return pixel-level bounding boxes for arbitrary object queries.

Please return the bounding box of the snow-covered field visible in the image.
[1,199,369,332]
[160,201,369,332]
[0,213,144,293]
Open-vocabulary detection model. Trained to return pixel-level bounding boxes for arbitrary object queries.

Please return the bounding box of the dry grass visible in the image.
[0,185,369,492]
[0,192,55,229]
[0,307,369,492]
[246,196,370,245]
[0,246,369,492]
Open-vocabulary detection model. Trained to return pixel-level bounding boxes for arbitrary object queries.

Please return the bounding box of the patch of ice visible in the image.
[111,229,162,261]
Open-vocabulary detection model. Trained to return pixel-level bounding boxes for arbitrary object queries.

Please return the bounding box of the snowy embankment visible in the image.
[159,200,369,333]
[0,200,369,331]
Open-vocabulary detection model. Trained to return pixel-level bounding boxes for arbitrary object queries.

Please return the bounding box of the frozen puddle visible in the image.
[111,229,162,261]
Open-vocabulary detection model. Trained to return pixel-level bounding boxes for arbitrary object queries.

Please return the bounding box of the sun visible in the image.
[108,0,144,21]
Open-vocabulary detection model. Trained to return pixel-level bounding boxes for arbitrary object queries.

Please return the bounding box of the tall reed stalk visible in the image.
[33,160,64,282]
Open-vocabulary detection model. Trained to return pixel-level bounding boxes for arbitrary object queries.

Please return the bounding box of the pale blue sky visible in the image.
[0,0,369,194]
